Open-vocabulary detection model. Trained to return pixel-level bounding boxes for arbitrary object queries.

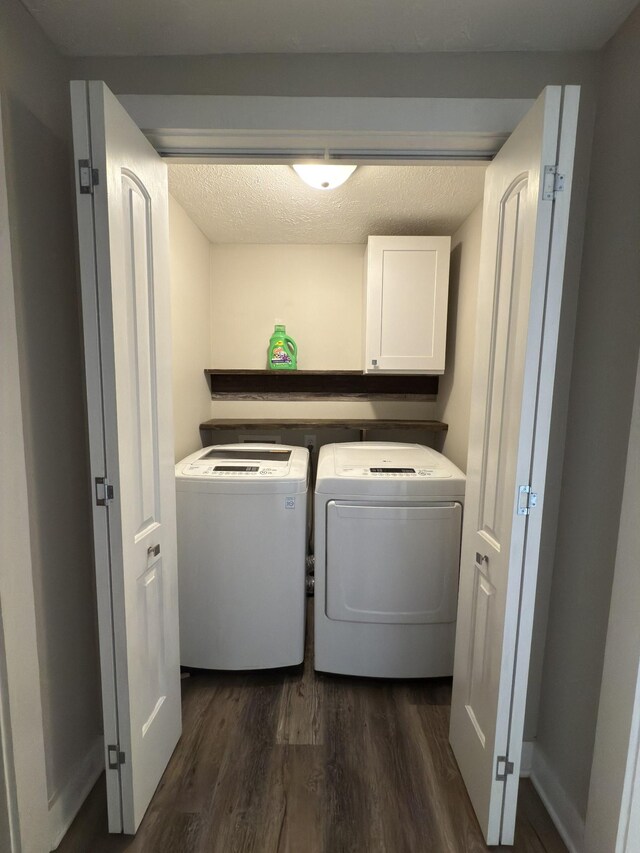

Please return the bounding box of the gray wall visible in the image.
[73,51,598,99]
[5,9,635,841]
[534,3,640,821]
[0,727,10,853]
[0,0,102,814]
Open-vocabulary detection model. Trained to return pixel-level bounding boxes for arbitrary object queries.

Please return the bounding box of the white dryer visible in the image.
[175,444,309,670]
[314,442,465,678]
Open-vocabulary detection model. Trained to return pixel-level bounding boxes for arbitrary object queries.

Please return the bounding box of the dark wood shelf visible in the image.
[205,369,439,400]
[200,418,448,433]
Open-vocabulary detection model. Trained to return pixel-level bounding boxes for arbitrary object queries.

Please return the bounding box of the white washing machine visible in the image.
[175,444,309,669]
[314,442,465,678]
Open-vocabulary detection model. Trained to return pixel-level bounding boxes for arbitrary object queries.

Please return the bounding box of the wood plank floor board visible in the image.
[407,701,491,853]
[322,678,386,853]
[276,626,323,746]
[254,745,325,853]
[199,678,285,853]
[514,780,569,853]
[363,687,447,853]
[169,677,248,815]
[117,810,203,853]
[405,677,453,706]
[56,608,568,853]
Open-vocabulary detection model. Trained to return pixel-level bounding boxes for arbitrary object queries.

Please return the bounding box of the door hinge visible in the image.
[78,159,99,194]
[496,755,515,781]
[542,165,565,200]
[107,744,125,769]
[95,476,114,507]
[517,484,538,516]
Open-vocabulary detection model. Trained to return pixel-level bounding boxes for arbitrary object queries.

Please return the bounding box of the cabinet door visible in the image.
[364,236,450,373]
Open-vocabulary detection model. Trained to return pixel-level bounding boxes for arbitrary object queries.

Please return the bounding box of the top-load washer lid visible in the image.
[175,444,309,493]
[315,442,466,497]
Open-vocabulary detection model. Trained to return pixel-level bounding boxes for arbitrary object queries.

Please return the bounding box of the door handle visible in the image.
[475,552,488,565]
[147,543,160,558]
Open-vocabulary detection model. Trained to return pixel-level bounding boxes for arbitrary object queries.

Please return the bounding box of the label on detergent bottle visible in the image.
[270,341,293,365]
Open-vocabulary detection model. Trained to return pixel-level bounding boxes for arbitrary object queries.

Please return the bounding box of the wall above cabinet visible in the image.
[205,369,439,401]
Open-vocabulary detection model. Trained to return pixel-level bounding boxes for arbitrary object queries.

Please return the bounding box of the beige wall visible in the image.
[169,195,212,461]
[210,243,364,370]
[438,203,483,472]
[533,2,640,828]
[210,398,441,421]
[0,0,103,839]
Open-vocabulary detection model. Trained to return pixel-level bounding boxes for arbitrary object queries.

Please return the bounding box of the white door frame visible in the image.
[584,342,640,853]
[0,99,50,852]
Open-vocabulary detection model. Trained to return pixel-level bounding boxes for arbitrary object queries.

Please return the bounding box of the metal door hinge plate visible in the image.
[78,159,99,194]
[95,477,114,506]
[496,755,514,781]
[517,484,538,516]
[542,165,565,200]
[107,744,125,769]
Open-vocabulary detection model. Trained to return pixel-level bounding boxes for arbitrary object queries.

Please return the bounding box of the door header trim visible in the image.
[116,94,534,163]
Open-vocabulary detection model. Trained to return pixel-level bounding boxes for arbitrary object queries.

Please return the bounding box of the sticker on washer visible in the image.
[285,497,295,509]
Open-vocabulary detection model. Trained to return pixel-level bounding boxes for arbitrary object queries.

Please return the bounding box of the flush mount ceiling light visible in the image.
[292,164,357,190]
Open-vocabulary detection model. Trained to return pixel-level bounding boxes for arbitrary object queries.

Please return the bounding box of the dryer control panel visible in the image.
[316,442,465,496]
[336,466,451,479]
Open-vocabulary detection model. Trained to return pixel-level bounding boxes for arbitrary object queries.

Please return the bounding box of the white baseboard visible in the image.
[47,737,103,850]
[531,745,586,853]
[520,740,534,778]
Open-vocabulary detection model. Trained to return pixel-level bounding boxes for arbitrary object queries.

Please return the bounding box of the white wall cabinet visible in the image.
[363,235,451,374]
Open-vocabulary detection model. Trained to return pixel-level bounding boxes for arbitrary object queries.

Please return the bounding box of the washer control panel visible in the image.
[177,445,309,483]
[183,462,284,477]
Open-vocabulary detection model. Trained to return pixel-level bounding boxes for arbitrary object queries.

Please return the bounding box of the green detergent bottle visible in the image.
[268,324,297,370]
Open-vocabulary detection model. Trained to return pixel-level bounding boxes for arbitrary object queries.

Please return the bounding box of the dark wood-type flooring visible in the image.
[57,608,566,853]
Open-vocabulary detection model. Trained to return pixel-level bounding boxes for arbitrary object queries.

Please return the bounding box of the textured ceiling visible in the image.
[167,164,487,244]
[23,0,636,55]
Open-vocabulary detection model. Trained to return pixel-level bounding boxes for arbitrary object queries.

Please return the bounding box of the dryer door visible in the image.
[326,501,462,624]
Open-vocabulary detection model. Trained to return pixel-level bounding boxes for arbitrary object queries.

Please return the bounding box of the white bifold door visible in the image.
[450,86,579,844]
[70,81,181,834]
